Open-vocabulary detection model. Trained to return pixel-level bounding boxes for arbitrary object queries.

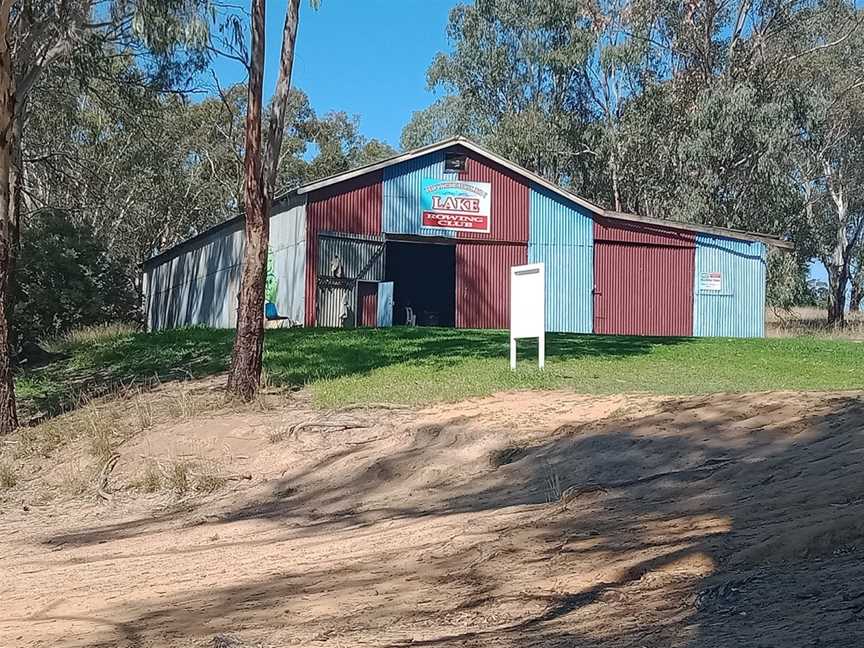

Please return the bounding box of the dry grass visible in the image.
[134,457,228,497]
[60,461,91,497]
[136,461,162,494]
[39,322,139,354]
[543,463,563,503]
[165,460,192,495]
[766,307,864,339]
[0,462,16,489]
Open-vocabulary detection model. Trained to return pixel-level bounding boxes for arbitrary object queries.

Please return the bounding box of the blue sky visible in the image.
[211,0,459,149]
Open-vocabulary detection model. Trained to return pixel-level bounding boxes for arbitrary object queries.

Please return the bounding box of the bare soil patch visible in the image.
[2,386,863,647]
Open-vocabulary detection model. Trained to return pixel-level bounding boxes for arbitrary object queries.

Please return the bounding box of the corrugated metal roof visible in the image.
[296,137,790,249]
[693,235,766,338]
[144,139,789,273]
[456,242,527,329]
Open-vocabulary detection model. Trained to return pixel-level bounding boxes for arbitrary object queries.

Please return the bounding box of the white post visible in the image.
[510,263,545,371]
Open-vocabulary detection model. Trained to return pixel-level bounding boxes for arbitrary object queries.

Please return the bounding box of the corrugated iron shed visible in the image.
[593,218,695,336]
[454,147,530,243]
[693,235,766,337]
[528,185,594,333]
[305,172,382,326]
[456,242,527,329]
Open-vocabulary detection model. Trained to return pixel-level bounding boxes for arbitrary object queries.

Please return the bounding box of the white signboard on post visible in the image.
[510,263,545,370]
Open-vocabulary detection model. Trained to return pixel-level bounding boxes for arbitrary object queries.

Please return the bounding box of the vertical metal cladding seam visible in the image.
[456,242,528,329]
[693,235,766,337]
[305,171,383,326]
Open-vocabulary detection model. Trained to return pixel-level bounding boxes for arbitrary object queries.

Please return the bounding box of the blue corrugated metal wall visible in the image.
[693,235,766,338]
[382,151,459,237]
[527,185,594,333]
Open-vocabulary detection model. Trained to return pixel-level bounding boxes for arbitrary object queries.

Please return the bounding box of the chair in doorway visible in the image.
[404,306,417,326]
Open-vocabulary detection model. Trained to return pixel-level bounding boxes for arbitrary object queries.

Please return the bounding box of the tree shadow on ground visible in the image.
[17,325,688,419]
[30,392,864,646]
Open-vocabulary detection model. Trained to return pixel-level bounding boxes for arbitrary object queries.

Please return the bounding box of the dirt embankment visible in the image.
[2,387,864,647]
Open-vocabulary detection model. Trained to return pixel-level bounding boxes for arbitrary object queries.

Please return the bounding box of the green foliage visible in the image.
[13,211,138,355]
[17,326,864,419]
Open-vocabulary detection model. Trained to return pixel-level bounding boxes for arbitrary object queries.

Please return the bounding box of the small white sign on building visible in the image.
[510,263,545,370]
[699,271,723,292]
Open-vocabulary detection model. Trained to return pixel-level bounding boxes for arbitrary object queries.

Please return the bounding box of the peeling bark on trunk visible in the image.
[0,4,17,434]
[227,0,302,401]
[227,0,267,401]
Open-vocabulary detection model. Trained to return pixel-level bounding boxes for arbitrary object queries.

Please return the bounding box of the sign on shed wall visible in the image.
[421,178,491,232]
[699,271,723,292]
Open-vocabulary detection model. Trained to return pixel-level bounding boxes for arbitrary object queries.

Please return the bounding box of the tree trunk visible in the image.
[227,0,267,400]
[850,269,863,313]
[0,2,17,433]
[227,0,302,400]
[263,0,301,197]
[826,261,848,326]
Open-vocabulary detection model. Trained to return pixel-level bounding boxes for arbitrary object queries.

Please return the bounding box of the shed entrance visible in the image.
[385,240,456,327]
[592,219,696,336]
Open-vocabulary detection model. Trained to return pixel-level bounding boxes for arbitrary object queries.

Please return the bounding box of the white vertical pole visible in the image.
[510,336,517,370]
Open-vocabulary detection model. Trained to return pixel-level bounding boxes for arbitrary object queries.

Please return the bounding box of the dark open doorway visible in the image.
[385,240,456,326]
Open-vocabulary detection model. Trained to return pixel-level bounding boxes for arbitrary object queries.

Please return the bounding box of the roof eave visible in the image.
[602,210,793,249]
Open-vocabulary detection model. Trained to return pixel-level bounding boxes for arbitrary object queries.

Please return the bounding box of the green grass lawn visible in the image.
[15,325,864,418]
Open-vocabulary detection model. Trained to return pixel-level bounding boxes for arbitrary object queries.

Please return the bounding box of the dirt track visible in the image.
[2,389,864,647]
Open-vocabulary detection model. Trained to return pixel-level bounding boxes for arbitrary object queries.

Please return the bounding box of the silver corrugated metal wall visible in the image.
[144,197,307,330]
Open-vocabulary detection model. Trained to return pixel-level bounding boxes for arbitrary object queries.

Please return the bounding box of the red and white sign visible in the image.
[420,179,492,232]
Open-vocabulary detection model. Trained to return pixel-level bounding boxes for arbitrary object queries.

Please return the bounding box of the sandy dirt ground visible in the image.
[2,387,864,647]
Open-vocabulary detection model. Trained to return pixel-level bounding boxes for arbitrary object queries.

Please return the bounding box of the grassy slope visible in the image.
[16,326,864,416]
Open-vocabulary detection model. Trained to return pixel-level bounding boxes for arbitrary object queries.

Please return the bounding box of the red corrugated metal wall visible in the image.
[593,217,695,336]
[455,146,529,242]
[305,172,383,326]
[456,242,527,329]
[357,282,378,327]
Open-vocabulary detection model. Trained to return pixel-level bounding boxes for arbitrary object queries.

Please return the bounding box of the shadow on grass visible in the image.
[16,325,689,420]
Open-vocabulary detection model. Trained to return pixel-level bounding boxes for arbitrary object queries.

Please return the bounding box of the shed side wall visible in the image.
[145,221,245,330]
[693,235,766,337]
